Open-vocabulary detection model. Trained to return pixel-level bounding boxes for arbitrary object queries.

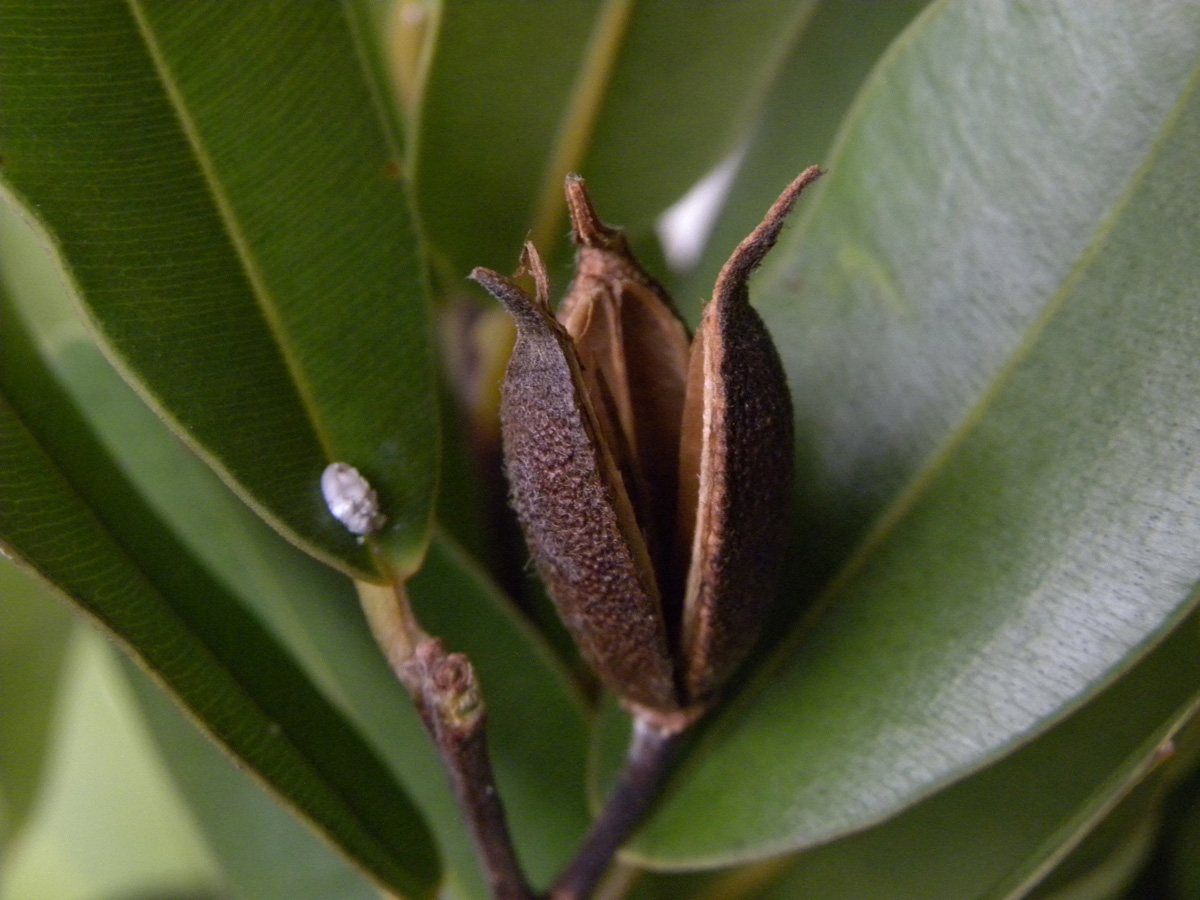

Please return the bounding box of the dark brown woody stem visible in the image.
[402,637,535,900]
[548,718,687,900]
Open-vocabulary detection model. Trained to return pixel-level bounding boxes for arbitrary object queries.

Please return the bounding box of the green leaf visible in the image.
[1164,770,1200,898]
[710,610,1200,900]
[622,0,1200,864]
[0,280,440,898]
[1014,799,1159,900]
[0,628,222,900]
[767,0,1200,596]
[1021,706,1200,899]
[0,559,72,849]
[342,0,412,149]
[415,0,819,281]
[677,0,930,315]
[0,0,438,579]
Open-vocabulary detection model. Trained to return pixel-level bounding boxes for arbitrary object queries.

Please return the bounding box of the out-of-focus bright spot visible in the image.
[399,0,428,26]
[656,147,746,273]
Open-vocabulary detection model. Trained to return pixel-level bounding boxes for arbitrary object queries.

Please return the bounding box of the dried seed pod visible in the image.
[471,168,821,723]
[470,250,680,714]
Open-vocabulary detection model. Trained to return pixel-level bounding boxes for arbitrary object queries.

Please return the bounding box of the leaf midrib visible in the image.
[124,0,336,457]
[339,0,408,162]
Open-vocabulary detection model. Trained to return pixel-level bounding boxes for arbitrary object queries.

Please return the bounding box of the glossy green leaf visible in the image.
[776,626,1200,900]
[622,0,1200,864]
[615,608,1200,900]
[677,0,930,315]
[0,287,440,898]
[0,0,438,579]
[768,0,1200,596]
[0,558,72,848]
[415,0,818,281]
[0,629,222,900]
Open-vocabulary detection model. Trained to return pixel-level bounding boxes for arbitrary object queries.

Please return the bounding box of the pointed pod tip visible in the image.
[765,165,823,234]
[564,175,626,251]
[714,165,824,303]
[469,266,545,329]
[467,265,507,300]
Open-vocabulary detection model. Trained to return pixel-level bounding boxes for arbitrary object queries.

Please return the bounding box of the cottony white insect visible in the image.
[321,462,386,536]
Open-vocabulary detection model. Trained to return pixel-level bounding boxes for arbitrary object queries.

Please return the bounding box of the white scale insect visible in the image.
[321,462,387,536]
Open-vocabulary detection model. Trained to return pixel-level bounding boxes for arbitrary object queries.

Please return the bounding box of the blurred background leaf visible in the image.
[120,640,390,900]
[0,627,224,900]
[675,0,931,313]
[414,0,820,284]
[0,561,72,852]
